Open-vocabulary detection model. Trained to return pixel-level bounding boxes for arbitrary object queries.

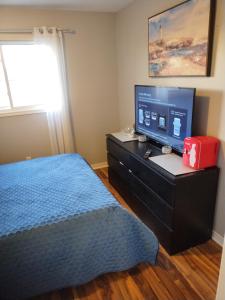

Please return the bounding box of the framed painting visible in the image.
[148,0,216,77]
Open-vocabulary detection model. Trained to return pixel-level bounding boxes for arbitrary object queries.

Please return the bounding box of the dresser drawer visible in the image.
[130,156,175,206]
[107,139,130,166]
[130,172,174,228]
[108,154,132,184]
[131,198,175,254]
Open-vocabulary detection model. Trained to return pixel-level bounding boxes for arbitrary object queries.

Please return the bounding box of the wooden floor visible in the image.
[33,168,222,300]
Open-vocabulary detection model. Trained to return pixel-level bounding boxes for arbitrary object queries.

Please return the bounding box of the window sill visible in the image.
[0,107,47,118]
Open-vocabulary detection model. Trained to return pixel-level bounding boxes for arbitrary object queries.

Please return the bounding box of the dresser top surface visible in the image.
[107,134,219,182]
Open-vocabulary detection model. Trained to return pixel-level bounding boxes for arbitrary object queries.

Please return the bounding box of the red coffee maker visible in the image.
[183,136,220,170]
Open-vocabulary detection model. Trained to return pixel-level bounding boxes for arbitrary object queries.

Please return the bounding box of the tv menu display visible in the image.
[135,85,195,153]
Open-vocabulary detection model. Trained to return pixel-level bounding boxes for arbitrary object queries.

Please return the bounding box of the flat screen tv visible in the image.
[135,85,195,153]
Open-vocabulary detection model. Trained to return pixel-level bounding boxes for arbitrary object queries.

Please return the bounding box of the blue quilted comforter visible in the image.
[0,154,158,300]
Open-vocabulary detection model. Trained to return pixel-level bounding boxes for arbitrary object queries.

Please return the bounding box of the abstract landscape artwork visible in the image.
[148,0,215,77]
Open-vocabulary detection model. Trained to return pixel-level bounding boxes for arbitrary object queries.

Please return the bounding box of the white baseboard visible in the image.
[91,162,108,170]
[212,231,224,247]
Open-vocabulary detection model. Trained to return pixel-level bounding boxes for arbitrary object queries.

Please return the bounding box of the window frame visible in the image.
[0,41,46,118]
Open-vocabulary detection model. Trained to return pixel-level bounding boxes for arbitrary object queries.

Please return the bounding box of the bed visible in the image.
[0,154,158,300]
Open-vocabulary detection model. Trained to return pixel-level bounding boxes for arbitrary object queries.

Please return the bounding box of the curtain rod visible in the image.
[0,28,76,34]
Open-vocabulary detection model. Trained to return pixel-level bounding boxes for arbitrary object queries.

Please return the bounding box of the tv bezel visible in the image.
[134,85,196,153]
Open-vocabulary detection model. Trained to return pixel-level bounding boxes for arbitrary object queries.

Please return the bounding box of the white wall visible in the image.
[0,7,120,164]
[0,113,51,162]
[116,0,225,237]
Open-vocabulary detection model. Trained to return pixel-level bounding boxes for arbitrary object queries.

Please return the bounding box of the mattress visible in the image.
[0,154,158,300]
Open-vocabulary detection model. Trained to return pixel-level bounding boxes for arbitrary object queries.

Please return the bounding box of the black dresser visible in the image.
[106,135,219,254]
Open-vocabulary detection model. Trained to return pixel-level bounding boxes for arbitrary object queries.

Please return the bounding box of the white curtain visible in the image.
[33,26,74,154]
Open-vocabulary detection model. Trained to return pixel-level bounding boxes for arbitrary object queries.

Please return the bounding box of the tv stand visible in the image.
[106,134,219,254]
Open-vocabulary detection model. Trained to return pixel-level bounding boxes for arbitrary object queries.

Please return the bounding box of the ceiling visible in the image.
[0,0,135,12]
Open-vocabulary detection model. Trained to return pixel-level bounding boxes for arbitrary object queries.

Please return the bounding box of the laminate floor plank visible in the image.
[156,251,202,300]
[31,167,222,300]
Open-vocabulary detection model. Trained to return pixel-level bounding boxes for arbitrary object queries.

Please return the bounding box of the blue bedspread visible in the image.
[0,154,158,300]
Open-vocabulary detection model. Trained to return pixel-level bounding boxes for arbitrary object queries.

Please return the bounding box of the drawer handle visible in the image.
[119,161,124,166]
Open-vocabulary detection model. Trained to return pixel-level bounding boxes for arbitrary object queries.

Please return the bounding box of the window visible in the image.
[0,44,61,116]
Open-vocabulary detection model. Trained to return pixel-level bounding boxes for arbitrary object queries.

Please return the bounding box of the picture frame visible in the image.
[148,0,216,77]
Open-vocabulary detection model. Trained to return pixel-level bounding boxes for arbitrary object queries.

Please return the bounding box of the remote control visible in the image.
[143,148,152,159]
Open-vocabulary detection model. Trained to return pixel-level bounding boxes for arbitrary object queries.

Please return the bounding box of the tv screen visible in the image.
[135,85,195,153]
